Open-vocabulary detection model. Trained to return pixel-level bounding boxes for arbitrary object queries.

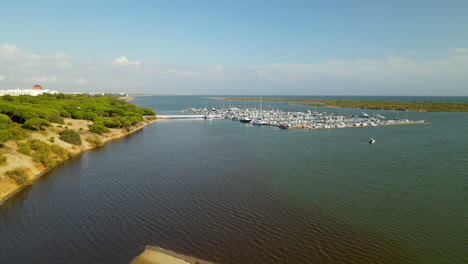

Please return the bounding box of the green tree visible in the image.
[47,112,65,124]
[24,118,51,130]
[142,107,156,115]
[2,94,14,101]
[0,114,12,124]
[56,93,67,99]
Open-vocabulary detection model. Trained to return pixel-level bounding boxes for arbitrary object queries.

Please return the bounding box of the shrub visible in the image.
[89,124,110,135]
[85,136,105,147]
[8,125,31,140]
[18,139,68,167]
[0,154,7,165]
[49,136,55,143]
[50,144,68,159]
[6,168,29,185]
[0,129,13,143]
[59,129,82,145]
[17,142,32,155]
[71,111,84,119]
[67,122,73,126]
[32,152,55,168]
[79,127,83,131]
[28,139,51,152]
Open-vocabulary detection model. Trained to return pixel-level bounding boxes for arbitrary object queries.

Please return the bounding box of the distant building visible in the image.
[0,85,59,96]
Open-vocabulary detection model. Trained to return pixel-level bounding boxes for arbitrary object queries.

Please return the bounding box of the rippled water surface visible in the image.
[1,96,467,264]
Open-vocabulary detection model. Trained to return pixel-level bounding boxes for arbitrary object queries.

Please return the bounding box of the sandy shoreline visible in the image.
[119,96,135,101]
[0,117,159,205]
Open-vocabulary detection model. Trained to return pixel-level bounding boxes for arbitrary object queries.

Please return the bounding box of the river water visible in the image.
[0,96,467,264]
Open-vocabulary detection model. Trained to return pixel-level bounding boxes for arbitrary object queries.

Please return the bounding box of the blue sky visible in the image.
[1,0,468,95]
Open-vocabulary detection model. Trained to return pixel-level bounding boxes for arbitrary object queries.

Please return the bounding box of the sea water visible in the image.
[0,96,467,263]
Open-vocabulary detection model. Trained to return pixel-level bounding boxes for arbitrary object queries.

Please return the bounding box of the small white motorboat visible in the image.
[369,138,376,144]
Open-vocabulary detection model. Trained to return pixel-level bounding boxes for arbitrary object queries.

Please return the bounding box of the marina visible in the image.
[184,107,425,130]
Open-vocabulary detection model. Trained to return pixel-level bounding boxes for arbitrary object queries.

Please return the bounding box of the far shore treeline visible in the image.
[0,93,156,143]
[214,97,468,112]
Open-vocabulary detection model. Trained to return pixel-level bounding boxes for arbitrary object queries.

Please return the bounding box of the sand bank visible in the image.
[0,117,159,205]
[119,96,135,101]
[131,246,216,264]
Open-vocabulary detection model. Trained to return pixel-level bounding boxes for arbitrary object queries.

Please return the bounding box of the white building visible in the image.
[0,85,59,96]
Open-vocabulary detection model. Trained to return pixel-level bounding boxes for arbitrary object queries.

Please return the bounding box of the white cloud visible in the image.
[210,65,223,71]
[112,56,141,67]
[30,76,58,83]
[0,44,75,89]
[0,44,467,95]
[450,48,468,54]
[262,54,468,83]
[76,78,88,85]
[0,44,19,56]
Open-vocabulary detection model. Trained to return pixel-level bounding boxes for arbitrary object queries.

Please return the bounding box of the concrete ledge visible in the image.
[131,245,216,264]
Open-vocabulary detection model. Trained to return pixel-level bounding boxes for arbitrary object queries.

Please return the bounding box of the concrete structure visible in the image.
[131,246,216,264]
[0,85,59,96]
[158,115,205,119]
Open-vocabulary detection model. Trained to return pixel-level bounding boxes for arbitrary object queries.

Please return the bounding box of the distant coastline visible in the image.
[210,97,468,112]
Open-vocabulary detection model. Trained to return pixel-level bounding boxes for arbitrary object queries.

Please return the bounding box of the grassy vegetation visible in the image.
[0,154,7,165]
[85,136,105,147]
[6,167,29,185]
[16,139,69,168]
[17,142,32,155]
[217,97,468,112]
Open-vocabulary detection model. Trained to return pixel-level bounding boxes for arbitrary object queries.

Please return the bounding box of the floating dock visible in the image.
[158,115,205,119]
